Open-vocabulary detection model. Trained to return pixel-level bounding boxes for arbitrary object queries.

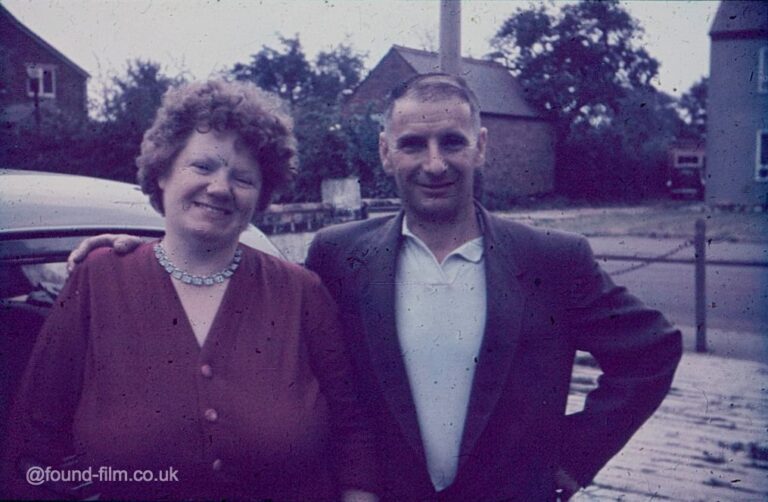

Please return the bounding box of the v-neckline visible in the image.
[147,242,241,356]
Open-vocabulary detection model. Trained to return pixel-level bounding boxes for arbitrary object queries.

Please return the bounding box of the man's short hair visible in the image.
[382,73,482,131]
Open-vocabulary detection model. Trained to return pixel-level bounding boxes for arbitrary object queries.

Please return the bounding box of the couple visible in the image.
[4,74,681,501]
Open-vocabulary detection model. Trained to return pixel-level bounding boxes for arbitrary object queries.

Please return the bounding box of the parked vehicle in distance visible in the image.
[0,169,282,452]
[666,143,705,200]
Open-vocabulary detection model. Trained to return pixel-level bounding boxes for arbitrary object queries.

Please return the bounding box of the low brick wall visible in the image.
[253,202,367,235]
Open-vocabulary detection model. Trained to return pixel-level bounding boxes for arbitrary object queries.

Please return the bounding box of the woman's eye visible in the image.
[232,171,257,186]
[191,163,212,172]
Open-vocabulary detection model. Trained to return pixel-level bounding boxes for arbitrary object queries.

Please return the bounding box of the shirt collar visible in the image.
[401,216,484,264]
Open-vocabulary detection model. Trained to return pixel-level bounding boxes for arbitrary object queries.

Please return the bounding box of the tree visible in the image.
[102,60,179,129]
[312,44,366,104]
[491,0,667,199]
[232,36,313,106]
[676,77,707,142]
[563,87,683,199]
[343,108,397,199]
[232,36,369,202]
[96,60,184,181]
[492,0,658,132]
[0,101,92,176]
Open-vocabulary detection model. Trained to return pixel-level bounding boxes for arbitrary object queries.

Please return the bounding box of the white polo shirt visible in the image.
[395,219,487,491]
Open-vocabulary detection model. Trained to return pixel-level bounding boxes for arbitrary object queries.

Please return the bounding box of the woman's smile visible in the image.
[159,130,262,246]
[191,200,234,216]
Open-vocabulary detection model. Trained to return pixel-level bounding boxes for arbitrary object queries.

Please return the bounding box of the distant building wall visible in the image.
[344,47,555,204]
[344,51,415,116]
[0,8,88,122]
[707,37,768,206]
[481,114,555,201]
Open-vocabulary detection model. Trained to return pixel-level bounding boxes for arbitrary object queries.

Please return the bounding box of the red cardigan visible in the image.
[2,243,376,500]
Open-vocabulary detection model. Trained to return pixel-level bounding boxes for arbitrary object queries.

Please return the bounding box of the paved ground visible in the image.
[570,353,768,501]
[496,202,768,244]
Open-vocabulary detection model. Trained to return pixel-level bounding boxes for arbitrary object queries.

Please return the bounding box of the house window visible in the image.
[26,64,56,98]
[759,47,768,94]
[676,154,703,166]
[757,130,768,183]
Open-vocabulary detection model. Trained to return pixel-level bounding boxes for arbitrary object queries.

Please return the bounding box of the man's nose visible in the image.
[423,142,448,175]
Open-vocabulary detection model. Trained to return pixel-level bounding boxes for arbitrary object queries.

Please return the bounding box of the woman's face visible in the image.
[158,129,262,247]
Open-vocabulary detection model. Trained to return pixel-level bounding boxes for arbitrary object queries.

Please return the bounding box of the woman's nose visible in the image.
[205,170,233,196]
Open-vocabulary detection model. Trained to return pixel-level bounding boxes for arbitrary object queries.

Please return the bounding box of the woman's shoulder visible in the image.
[78,241,156,276]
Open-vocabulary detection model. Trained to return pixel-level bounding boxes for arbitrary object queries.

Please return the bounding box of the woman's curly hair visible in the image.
[137,80,296,212]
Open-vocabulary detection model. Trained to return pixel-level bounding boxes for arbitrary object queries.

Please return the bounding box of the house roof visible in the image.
[0,4,90,78]
[709,1,768,40]
[390,45,539,118]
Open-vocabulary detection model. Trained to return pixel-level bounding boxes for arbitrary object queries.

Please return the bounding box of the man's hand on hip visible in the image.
[555,467,581,501]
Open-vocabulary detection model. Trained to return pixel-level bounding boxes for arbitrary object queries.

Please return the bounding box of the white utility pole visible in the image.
[439,0,461,75]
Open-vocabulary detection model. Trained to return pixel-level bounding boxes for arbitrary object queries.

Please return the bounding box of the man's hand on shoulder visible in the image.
[66,234,144,273]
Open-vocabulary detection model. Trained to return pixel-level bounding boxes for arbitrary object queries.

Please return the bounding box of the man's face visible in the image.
[379,97,486,224]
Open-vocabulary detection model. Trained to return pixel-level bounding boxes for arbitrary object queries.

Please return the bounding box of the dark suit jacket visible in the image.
[305,204,682,501]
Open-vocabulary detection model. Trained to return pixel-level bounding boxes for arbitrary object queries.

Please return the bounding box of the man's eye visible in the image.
[235,177,255,186]
[441,135,468,151]
[397,139,426,152]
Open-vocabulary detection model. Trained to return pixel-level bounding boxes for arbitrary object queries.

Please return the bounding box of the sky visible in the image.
[3,0,720,104]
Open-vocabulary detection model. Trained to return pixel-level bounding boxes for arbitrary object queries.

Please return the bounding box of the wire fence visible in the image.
[605,239,696,276]
[593,218,768,352]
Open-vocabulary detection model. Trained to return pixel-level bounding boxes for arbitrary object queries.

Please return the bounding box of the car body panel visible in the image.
[0,169,283,261]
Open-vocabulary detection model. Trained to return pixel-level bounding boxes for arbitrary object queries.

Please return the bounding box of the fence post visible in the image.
[695,218,707,352]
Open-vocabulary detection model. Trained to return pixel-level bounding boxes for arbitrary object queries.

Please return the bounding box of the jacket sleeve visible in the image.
[305,234,321,273]
[1,264,94,500]
[300,271,378,495]
[559,236,682,487]
[305,232,333,290]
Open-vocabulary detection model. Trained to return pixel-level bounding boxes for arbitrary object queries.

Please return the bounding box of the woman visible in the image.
[2,81,377,501]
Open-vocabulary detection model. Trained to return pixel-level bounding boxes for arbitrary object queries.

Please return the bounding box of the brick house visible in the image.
[706,1,768,207]
[0,4,89,126]
[344,45,555,205]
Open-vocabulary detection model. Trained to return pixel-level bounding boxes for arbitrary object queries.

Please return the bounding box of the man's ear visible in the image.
[475,127,488,166]
[379,132,394,175]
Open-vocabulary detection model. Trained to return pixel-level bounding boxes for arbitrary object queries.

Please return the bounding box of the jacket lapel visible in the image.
[358,212,426,460]
[459,206,527,467]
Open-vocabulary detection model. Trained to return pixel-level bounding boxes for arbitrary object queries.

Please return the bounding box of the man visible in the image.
[303,73,681,500]
[68,73,681,500]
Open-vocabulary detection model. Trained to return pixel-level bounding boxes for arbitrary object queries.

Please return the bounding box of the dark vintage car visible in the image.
[0,169,282,451]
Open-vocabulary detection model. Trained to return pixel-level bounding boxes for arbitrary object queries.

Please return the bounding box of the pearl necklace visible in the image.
[153,242,242,286]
